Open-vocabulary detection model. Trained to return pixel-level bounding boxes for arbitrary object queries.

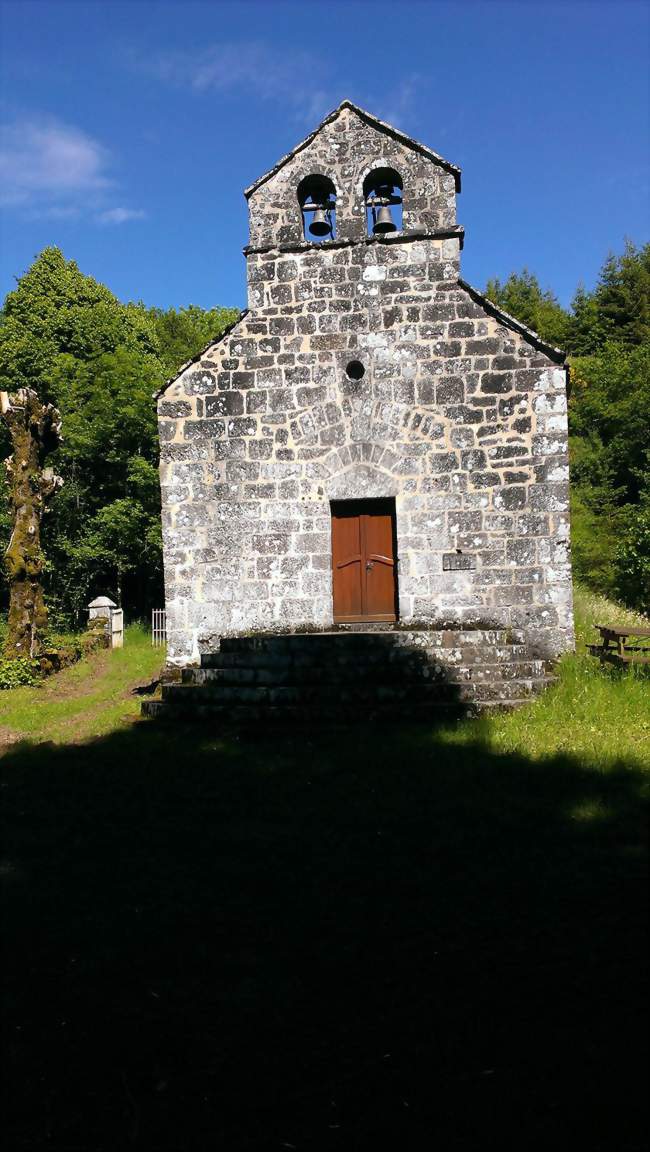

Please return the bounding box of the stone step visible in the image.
[184,659,547,687]
[163,676,555,708]
[148,695,548,725]
[145,628,558,724]
[200,643,533,671]
[141,699,166,719]
[217,629,514,655]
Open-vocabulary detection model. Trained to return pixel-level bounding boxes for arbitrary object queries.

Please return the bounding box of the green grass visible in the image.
[1,587,648,1149]
[448,584,650,769]
[0,624,163,744]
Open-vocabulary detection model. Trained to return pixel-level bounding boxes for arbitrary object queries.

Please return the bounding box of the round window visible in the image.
[345,360,365,381]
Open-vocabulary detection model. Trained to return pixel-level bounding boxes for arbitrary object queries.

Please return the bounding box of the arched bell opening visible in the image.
[297,174,337,243]
[364,167,403,236]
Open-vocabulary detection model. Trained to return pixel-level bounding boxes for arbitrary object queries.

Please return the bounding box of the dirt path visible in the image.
[0,726,21,748]
[0,632,164,750]
[35,647,113,700]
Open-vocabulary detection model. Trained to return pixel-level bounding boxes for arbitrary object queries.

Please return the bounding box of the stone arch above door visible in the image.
[326,462,400,501]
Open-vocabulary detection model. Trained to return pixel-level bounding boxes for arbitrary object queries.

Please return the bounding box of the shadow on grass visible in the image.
[2,718,647,1150]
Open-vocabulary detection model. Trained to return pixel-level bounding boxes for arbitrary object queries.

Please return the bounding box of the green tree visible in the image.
[614,484,650,612]
[485,269,571,349]
[569,342,650,503]
[569,486,619,598]
[41,347,164,619]
[0,247,159,399]
[0,388,62,655]
[0,247,238,625]
[594,241,650,349]
[150,304,239,377]
[487,246,649,609]
[72,498,160,609]
[567,283,600,356]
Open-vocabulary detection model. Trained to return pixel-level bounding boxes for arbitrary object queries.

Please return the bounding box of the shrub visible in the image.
[0,657,41,690]
[37,626,108,676]
[569,486,619,597]
[614,501,650,612]
[0,615,109,686]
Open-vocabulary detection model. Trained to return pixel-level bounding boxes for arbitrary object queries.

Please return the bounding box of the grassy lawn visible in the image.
[1,589,648,1149]
[0,624,163,745]
[447,584,650,768]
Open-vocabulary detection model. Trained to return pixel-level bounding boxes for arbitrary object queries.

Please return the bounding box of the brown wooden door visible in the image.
[331,500,398,622]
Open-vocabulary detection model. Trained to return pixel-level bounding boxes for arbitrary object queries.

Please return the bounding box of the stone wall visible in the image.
[158,104,573,667]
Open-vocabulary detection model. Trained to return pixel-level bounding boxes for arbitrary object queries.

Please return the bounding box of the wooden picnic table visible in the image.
[589,625,650,666]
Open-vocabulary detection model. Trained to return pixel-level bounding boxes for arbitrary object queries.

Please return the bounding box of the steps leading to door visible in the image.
[143,629,556,724]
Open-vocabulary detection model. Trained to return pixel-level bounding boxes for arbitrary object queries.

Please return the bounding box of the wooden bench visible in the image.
[588,625,650,666]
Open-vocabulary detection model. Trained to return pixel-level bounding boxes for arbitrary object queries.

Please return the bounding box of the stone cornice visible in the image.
[244,226,465,257]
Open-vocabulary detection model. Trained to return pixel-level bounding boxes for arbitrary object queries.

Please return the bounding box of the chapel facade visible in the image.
[157,101,573,679]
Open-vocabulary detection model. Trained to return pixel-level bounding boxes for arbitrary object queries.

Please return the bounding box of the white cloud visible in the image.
[96,206,147,225]
[0,115,146,225]
[144,40,335,124]
[139,42,430,138]
[0,118,110,206]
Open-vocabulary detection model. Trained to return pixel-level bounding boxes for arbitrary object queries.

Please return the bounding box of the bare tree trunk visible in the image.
[1,388,62,657]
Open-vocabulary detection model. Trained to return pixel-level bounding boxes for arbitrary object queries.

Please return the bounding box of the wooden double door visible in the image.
[331,500,398,623]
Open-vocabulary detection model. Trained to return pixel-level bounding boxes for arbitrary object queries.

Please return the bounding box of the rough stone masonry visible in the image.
[157,101,573,667]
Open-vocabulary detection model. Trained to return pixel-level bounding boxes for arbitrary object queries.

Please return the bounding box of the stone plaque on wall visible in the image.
[442,553,477,572]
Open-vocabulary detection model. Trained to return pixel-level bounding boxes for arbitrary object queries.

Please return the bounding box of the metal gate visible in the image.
[151,608,167,647]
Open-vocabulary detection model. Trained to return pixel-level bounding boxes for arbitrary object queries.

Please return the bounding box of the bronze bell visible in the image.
[309,207,331,237]
[373,203,396,234]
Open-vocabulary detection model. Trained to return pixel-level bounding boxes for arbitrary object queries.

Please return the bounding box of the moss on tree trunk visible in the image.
[1,388,62,657]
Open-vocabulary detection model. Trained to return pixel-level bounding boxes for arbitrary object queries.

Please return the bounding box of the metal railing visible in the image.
[151,608,167,647]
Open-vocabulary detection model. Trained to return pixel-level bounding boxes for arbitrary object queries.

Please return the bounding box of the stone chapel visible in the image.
[152,101,573,718]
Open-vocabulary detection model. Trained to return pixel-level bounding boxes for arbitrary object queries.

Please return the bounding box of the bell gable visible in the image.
[245,101,461,250]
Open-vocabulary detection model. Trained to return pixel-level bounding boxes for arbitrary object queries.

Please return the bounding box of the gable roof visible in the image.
[155,310,249,399]
[459,279,566,364]
[244,99,462,200]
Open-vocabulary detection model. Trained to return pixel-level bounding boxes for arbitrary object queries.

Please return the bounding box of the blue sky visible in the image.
[1,0,648,311]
